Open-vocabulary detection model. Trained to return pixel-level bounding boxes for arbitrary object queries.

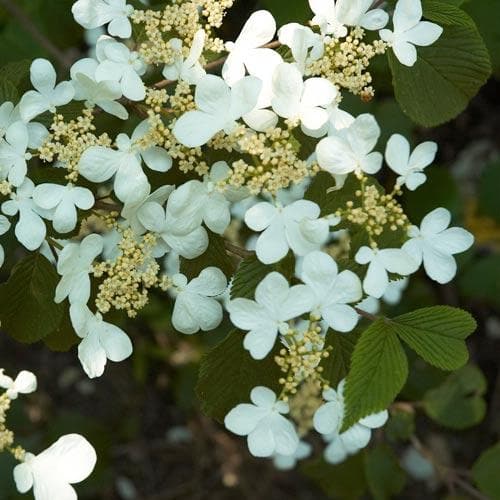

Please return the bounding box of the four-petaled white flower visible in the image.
[222,10,282,86]
[227,272,314,359]
[225,386,299,457]
[95,36,146,101]
[273,441,312,470]
[0,102,49,149]
[0,121,31,187]
[70,303,133,378]
[33,183,94,233]
[272,63,337,134]
[173,74,262,147]
[163,30,206,85]
[55,234,103,305]
[72,0,134,38]
[70,57,128,119]
[299,251,362,332]
[316,113,383,175]
[171,268,227,334]
[0,369,37,400]
[19,59,74,122]
[245,200,329,264]
[355,245,417,298]
[385,134,437,190]
[309,0,388,37]
[78,120,172,203]
[14,434,97,500]
[380,0,443,66]
[402,207,474,284]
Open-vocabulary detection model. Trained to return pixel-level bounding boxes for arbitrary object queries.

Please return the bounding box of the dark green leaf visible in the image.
[472,442,500,498]
[386,409,416,442]
[321,329,360,388]
[477,161,500,222]
[459,254,500,307]
[0,77,18,102]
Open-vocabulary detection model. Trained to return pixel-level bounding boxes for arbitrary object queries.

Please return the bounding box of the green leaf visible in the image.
[364,444,407,500]
[321,329,360,388]
[477,160,500,222]
[392,306,476,370]
[0,60,31,89]
[43,308,79,352]
[342,319,408,430]
[472,442,500,498]
[389,1,491,127]
[386,409,416,442]
[0,77,18,102]
[260,0,310,25]
[0,253,64,343]
[459,254,500,307]
[195,329,282,422]
[423,364,487,429]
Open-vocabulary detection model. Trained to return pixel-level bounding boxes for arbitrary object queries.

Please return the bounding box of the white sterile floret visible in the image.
[273,441,312,470]
[95,36,146,101]
[70,58,128,119]
[19,59,74,122]
[227,272,315,359]
[385,134,437,191]
[245,200,330,264]
[0,215,11,267]
[222,10,282,86]
[224,386,299,458]
[278,23,324,75]
[1,178,51,251]
[0,369,37,400]
[272,63,337,135]
[402,207,474,284]
[173,74,262,148]
[379,0,443,67]
[70,303,133,378]
[13,434,97,500]
[162,30,206,85]
[355,245,417,298]
[171,268,227,334]
[316,113,383,175]
[78,120,172,204]
[72,0,134,38]
[299,251,362,332]
[55,234,103,305]
[0,121,31,186]
[309,0,389,37]
[33,183,94,233]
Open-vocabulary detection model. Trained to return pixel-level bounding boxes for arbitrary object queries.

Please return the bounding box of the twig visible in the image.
[354,306,378,321]
[224,241,253,259]
[0,0,71,69]
[371,0,386,8]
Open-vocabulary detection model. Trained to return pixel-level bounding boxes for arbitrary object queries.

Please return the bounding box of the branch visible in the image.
[224,241,253,259]
[354,306,378,322]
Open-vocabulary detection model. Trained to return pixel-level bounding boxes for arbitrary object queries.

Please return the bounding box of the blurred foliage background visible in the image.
[0,0,500,498]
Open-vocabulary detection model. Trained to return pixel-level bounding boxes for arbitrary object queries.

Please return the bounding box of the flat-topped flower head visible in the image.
[0,369,37,400]
[225,386,299,458]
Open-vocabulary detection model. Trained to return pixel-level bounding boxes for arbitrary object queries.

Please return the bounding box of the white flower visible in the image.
[171,268,227,334]
[72,0,134,38]
[309,0,388,37]
[0,121,31,186]
[402,207,473,284]
[0,102,49,149]
[273,441,312,470]
[1,178,50,251]
[278,23,324,74]
[14,434,97,500]
[316,114,383,175]
[227,272,315,359]
[272,63,337,134]
[299,251,362,332]
[244,200,329,264]
[385,134,437,190]
[137,201,208,259]
[162,30,206,85]
[173,74,261,148]
[33,183,94,233]
[19,59,74,121]
[355,246,418,298]
[0,215,10,267]
[78,120,172,203]
[95,36,146,101]
[224,386,299,458]
[222,10,282,86]
[383,277,409,305]
[55,234,103,305]
[70,58,128,119]
[70,303,133,378]
[0,369,37,400]
[313,386,344,435]
[380,0,443,66]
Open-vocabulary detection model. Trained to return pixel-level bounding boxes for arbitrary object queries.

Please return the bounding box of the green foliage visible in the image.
[386,409,416,442]
[260,0,310,25]
[472,442,500,498]
[0,253,65,343]
[195,330,282,422]
[459,254,500,307]
[364,444,407,500]
[43,309,80,352]
[477,160,500,223]
[0,77,17,102]
[389,1,491,127]
[423,364,487,429]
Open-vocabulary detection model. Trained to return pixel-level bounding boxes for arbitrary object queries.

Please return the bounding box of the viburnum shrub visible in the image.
[0,0,493,497]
